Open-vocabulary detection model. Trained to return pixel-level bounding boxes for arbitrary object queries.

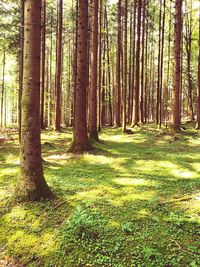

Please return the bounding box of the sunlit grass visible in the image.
[0,125,200,266]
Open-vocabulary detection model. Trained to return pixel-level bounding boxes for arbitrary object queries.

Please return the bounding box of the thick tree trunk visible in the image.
[70,0,90,153]
[55,0,63,131]
[16,0,53,201]
[172,0,183,130]
[89,0,99,140]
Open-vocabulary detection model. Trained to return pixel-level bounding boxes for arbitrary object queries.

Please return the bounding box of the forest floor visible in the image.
[0,124,200,267]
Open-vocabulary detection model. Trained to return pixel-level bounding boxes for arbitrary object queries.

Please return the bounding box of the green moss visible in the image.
[0,126,200,266]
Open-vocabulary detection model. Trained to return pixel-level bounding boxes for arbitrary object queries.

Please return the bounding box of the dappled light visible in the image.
[0,126,200,265]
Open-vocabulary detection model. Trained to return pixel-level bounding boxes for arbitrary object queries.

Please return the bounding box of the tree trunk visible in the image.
[41,0,46,130]
[156,0,162,125]
[123,0,128,132]
[172,0,183,130]
[55,0,63,131]
[98,0,103,131]
[140,0,146,124]
[133,0,142,126]
[1,48,5,128]
[116,0,122,127]
[89,0,99,140]
[16,0,53,201]
[70,0,90,153]
[131,2,136,125]
[19,0,24,141]
[196,3,200,129]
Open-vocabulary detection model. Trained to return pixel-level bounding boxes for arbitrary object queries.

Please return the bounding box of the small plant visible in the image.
[121,222,133,233]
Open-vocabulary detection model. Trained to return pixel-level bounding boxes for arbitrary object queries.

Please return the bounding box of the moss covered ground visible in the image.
[0,125,200,266]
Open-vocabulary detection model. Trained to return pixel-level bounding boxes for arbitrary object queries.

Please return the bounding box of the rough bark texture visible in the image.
[55,0,63,131]
[70,0,90,153]
[172,0,182,130]
[16,0,53,201]
[116,0,121,127]
[89,0,99,140]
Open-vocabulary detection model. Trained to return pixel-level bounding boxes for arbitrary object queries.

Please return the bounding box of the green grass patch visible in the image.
[0,125,200,266]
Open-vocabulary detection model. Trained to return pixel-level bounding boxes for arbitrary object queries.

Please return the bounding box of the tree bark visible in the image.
[123,0,128,132]
[70,0,90,153]
[116,0,122,127]
[16,0,53,201]
[172,0,183,130]
[89,0,99,140]
[19,0,24,141]
[197,3,200,129]
[133,0,141,126]
[55,0,63,131]
[40,0,46,130]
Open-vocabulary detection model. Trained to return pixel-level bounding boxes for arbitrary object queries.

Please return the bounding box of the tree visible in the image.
[133,0,141,126]
[15,0,53,201]
[197,3,200,129]
[116,0,122,127]
[41,0,46,130]
[55,0,63,131]
[89,0,99,141]
[123,0,128,132]
[19,0,24,141]
[172,0,183,130]
[70,0,90,153]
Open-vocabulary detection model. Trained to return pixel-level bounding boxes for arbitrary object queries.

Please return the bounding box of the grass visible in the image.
[0,124,200,266]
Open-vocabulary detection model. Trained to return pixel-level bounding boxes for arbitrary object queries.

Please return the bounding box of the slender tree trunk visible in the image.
[128,12,132,124]
[41,0,46,130]
[98,0,103,131]
[156,0,162,125]
[140,0,146,124]
[16,0,53,201]
[123,0,128,132]
[89,0,99,140]
[133,0,141,126]
[159,0,166,128]
[49,10,53,127]
[116,0,122,127]
[70,0,90,153]
[131,2,136,125]
[105,7,113,126]
[1,48,5,128]
[55,0,63,131]
[172,0,183,130]
[19,0,24,141]
[197,3,200,129]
